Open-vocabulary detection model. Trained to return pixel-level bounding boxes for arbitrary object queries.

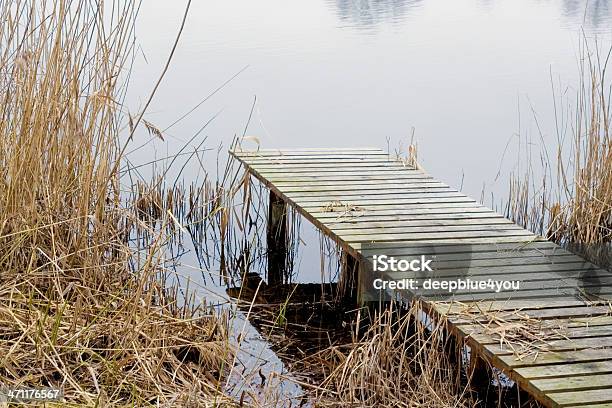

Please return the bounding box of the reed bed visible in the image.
[299,303,476,408]
[127,161,289,287]
[505,37,611,267]
[0,265,234,407]
[0,1,235,405]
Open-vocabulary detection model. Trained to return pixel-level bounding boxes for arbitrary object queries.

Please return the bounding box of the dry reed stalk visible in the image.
[461,308,575,361]
[303,302,475,407]
[0,1,235,405]
[505,36,611,268]
[440,301,612,362]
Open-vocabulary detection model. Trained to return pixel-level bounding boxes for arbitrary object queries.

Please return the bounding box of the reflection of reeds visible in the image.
[506,37,611,268]
[0,1,234,405]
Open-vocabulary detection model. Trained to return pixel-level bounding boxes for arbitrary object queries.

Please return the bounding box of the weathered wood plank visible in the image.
[464,325,612,345]
[264,173,434,182]
[359,246,567,260]
[304,202,484,212]
[233,147,386,155]
[335,223,527,236]
[295,194,477,204]
[285,189,463,200]
[253,163,416,171]
[239,158,399,166]
[262,170,429,177]
[301,201,482,212]
[352,237,547,248]
[256,168,427,175]
[240,156,395,161]
[499,348,612,368]
[443,305,612,323]
[431,288,612,302]
[311,206,497,219]
[461,317,612,337]
[286,191,468,202]
[282,185,454,195]
[387,261,601,275]
[272,180,450,190]
[484,335,612,355]
[531,373,612,392]
[328,217,514,229]
[318,214,501,225]
[515,359,612,379]
[434,300,602,315]
[253,161,418,169]
[356,240,553,253]
[372,253,581,268]
[548,388,612,406]
[385,265,610,283]
[341,228,535,242]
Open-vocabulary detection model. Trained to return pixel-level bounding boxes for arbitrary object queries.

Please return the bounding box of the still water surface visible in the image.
[125,2,611,402]
[127,0,612,277]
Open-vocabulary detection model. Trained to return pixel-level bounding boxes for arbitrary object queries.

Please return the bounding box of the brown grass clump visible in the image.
[0,267,234,407]
[0,1,234,405]
[306,303,475,408]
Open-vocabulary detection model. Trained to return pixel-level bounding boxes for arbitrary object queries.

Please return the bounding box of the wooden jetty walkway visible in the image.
[230,147,612,408]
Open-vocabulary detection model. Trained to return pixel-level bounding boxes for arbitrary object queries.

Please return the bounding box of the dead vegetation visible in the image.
[322,201,365,214]
[449,303,612,361]
[0,1,235,405]
[4,1,608,407]
[0,267,234,407]
[291,303,477,408]
[505,36,611,268]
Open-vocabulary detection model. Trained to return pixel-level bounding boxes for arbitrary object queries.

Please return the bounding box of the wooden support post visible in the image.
[469,353,493,403]
[444,331,466,389]
[341,251,360,306]
[445,332,460,367]
[267,190,287,286]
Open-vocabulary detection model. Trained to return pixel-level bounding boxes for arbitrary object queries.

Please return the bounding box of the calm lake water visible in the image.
[126,0,612,280]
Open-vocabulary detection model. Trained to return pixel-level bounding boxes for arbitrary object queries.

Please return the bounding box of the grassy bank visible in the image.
[0,1,234,405]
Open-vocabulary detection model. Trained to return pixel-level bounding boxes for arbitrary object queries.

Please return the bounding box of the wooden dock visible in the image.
[230,147,612,408]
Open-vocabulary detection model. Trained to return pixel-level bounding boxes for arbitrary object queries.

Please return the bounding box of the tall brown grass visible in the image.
[506,37,611,267]
[0,1,234,405]
[305,303,475,407]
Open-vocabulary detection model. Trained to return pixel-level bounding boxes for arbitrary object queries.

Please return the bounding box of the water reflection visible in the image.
[328,0,612,33]
[330,0,423,28]
[561,0,611,32]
